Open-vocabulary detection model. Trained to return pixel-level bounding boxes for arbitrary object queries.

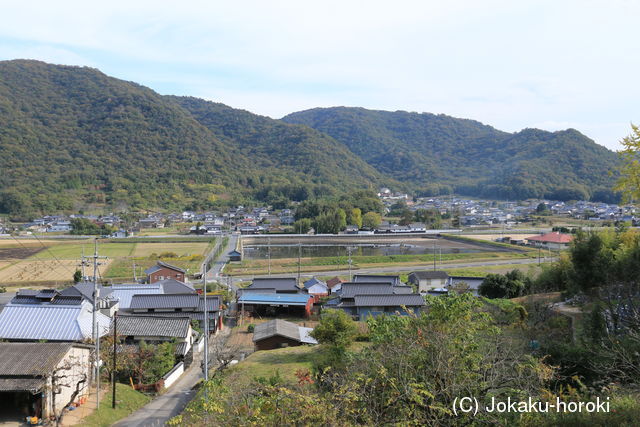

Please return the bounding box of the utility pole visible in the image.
[132,261,137,282]
[433,240,437,271]
[267,236,271,276]
[90,239,107,410]
[112,311,117,409]
[297,242,301,283]
[347,246,354,281]
[203,262,209,387]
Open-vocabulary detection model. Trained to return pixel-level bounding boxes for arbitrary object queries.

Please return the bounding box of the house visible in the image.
[252,319,317,351]
[237,293,314,318]
[145,261,187,283]
[0,342,92,422]
[525,232,573,250]
[0,291,111,341]
[115,315,194,365]
[229,250,242,262]
[303,277,328,301]
[326,277,345,294]
[353,274,402,287]
[325,277,425,320]
[408,271,451,293]
[244,277,303,294]
[124,294,223,332]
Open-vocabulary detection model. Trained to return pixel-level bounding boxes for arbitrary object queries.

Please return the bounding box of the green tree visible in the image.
[73,270,82,283]
[362,211,382,229]
[293,218,312,234]
[479,270,526,299]
[310,309,357,350]
[615,123,640,202]
[347,208,363,228]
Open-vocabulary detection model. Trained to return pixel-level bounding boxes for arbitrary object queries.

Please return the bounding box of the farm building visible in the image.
[252,319,317,351]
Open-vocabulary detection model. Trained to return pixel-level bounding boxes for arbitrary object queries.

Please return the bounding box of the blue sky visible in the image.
[0,0,637,150]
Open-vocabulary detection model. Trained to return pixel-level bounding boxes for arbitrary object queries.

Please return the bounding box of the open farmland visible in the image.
[0,237,212,286]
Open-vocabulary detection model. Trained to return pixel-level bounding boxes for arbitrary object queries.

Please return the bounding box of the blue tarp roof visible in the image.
[237,293,311,306]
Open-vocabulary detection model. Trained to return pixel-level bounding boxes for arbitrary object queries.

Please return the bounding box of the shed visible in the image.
[252,319,317,351]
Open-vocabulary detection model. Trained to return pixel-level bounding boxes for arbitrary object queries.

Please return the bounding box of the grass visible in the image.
[444,262,550,277]
[221,345,320,391]
[226,251,533,276]
[80,383,151,427]
[132,242,210,257]
[29,241,136,260]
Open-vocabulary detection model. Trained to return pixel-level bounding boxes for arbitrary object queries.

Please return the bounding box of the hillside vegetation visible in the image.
[0,60,621,216]
[283,107,620,202]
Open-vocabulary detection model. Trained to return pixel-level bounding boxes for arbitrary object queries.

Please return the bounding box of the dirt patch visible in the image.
[0,246,43,261]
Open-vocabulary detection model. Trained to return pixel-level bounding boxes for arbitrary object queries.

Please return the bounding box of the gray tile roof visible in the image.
[248,277,301,292]
[353,294,426,307]
[353,275,400,285]
[252,319,317,344]
[145,261,187,275]
[128,294,220,311]
[409,271,450,280]
[340,284,394,298]
[156,278,196,294]
[129,294,198,309]
[115,315,191,338]
[0,342,79,392]
[60,282,113,302]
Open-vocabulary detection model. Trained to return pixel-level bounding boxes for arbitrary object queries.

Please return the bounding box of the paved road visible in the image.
[112,329,231,427]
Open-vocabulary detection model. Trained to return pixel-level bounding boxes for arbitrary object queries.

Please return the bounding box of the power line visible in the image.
[31,231,77,276]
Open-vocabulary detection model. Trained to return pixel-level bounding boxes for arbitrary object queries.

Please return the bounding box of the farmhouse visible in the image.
[525,232,573,250]
[0,291,111,342]
[145,261,186,283]
[124,294,223,332]
[408,271,451,293]
[115,315,194,365]
[0,342,92,423]
[237,293,314,318]
[252,319,317,351]
[303,277,328,301]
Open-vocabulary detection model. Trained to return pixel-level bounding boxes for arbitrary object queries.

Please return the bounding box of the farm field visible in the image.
[0,237,213,286]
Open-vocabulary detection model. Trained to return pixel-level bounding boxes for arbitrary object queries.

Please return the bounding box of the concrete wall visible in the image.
[162,362,184,389]
[44,345,91,419]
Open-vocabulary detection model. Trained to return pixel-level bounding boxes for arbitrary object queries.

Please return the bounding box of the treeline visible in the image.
[292,190,384,233]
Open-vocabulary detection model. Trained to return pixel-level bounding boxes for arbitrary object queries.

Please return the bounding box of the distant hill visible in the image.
[0,60,621,216]
[0,60,383,216]
[283,107,620,203]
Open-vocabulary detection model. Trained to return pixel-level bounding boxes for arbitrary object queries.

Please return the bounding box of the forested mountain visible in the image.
[0,60,382,216]
[0,60,621,216]
[283,107,621,203]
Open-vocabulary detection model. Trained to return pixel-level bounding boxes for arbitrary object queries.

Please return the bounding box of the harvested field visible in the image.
[0,258,113,283]
[0,246,43,260]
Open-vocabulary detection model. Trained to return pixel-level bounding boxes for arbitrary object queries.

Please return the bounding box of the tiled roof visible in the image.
[109,284,164,309]
[353,275,400,285]
[248,277,300,292]
[0,300,111,341]
[238,293,311,306]
[115,315,191,338]
[156,278,196,294]
[198,295,221,312]
[129,294,199,310]
[253,319,318,344]
[0,342,89,392]
[526,232,573,244]
[145,261,187,275]
[353,294,426,307]
[409,271,450,280]
[326,277,344,288]
[340,284,394,298]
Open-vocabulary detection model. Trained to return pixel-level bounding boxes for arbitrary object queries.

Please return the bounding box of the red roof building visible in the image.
[526,232,573,249]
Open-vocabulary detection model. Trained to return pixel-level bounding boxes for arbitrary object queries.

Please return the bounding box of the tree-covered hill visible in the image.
[0,60,383,215]
[283,107,620,202]
[165,96,389,208]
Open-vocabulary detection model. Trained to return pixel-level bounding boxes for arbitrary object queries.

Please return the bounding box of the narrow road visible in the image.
[112,329,231,427]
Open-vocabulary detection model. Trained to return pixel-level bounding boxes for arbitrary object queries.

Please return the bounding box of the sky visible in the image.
[0,0,637,151]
